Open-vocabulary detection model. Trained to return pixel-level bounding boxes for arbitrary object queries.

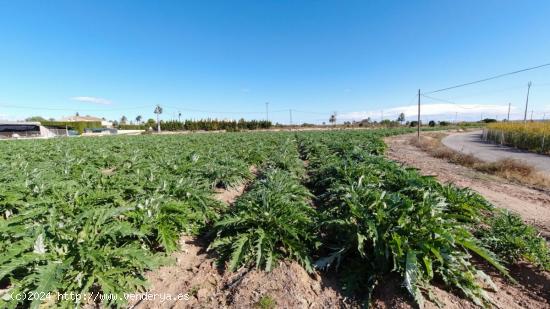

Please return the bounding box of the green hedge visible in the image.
[118,124,148,130]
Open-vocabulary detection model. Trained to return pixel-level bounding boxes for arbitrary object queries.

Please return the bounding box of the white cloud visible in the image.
[339,103,514,121]
[71,96,112,105]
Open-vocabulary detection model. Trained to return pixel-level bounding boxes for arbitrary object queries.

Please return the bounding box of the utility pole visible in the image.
[417,89,421,140]
[507,103,511,121]
[531,110,534,121]
[289,109,293,126]
[524,81,532,123]
[265,102,269,122]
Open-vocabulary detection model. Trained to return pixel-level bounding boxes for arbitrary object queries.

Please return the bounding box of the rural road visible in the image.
[442,130,550,175]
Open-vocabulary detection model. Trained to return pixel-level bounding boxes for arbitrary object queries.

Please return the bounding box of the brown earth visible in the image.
[385,133,550,239]
[129,236,348,309]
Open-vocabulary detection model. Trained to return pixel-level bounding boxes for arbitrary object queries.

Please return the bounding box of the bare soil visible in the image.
[385,133,550,239]
[130,239,348,309]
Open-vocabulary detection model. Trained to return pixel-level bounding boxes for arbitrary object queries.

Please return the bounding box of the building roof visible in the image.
[59,116,103,122]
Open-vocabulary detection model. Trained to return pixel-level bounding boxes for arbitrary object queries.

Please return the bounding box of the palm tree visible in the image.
[136,115,142,125]
[154,105,163,133]
[120,115,128,124]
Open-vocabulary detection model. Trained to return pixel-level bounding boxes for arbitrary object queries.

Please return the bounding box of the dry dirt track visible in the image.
[385,133,550,239]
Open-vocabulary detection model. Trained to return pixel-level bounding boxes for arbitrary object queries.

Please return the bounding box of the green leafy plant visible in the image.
[478,210,550,270]
[255,295,277,309]
[209,169,317,272]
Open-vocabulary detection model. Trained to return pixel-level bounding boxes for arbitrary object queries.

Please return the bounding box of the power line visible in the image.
[421,94,491,109]
[424,62,550,94]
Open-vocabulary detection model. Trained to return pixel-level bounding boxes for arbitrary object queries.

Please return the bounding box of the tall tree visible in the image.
[120,115,128,124]
[136,115,142,125]
[329,113,337,126]
[154,105,163,132]
[397,113,405,125]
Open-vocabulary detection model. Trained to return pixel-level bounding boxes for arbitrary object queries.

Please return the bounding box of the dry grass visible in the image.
[409,134,550,189]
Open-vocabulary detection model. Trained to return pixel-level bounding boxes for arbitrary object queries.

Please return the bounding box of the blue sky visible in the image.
[1,0,549,124]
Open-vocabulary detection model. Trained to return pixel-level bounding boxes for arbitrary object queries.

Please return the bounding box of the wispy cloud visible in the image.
[71,96,112,105]
[339,103,514,121]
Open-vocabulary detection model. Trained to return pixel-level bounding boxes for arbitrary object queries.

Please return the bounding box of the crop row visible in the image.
[299,130,548,306]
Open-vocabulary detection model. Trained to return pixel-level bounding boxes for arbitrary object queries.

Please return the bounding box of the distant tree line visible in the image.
[119,118,272,131]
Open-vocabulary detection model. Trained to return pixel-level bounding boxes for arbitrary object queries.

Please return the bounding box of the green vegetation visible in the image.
[255,295,277,309]
[118,119,272,131]
[478,210,550,270]
[0,128,547,308]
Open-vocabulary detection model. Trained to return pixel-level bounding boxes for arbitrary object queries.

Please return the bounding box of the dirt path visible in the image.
[443,130,550,176]
[385,134,550,239]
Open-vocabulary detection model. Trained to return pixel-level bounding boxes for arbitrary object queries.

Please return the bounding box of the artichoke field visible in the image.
[0,129,547,308]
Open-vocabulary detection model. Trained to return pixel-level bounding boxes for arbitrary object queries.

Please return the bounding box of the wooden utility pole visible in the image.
[417,89,421,140]
[524,81,532,123]
[507,103,511,121]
